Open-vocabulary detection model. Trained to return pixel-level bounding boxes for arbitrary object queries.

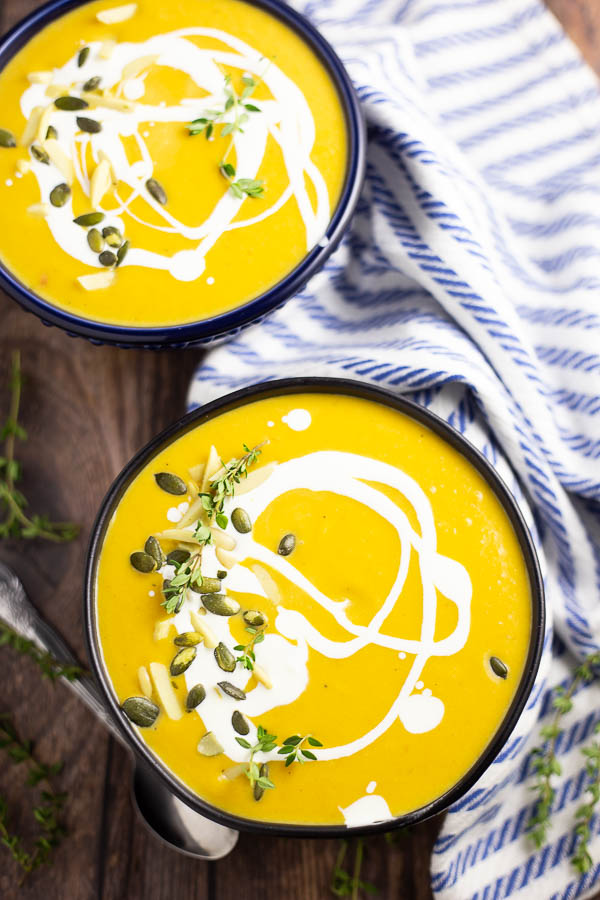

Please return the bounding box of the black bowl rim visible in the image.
[84,376,545,838]
[0,0,365,347]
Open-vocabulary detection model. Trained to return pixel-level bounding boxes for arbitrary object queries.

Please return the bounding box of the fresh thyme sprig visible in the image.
[0,622,86,682]
[0,352,78,543]
[219,161,265,200]
[235,724,277,794]
[200,441,265,529]
[162,551,204,615]
[234,624,266,671]
[331,839,377,899]
[528,651,600,848]
[188,73,261,140]
[277,733,323,767]
[572,722,600,874]
[0,714,67,881]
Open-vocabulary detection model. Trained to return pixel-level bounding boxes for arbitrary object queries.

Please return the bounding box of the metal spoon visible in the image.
[0,561,238,860]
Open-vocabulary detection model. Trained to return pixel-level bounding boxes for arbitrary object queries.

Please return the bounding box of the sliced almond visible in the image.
[45,83,70,99]
[90,158,112,206]
[42,137,74,184]
[96,3,137,24]
[215,547,237,570]
[235,462,278,496]
[77,270,116,290]
[27,202,50,218]
[254,663,273,689]
[28,71,53,84]
[36,105,54,143]
[137,665,153,698]
[99,39,117,60]
[97,149,118,185]
[188,463,205,483]
[149,662,182,720]
[21,106,44,146]
[190,610,218,649]
[201,446,221,493]
[250,563,281,605]
[219,764,246,782]
[82,91,134,112]
[17,159,32,176]
[156,527,197,543]
[121,54,158,81]
[210,528,236,551]
[178,497,206,530]
[153,618,174,641]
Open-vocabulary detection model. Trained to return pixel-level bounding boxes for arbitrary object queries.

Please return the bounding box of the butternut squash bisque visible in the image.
[0,0,347,325]
[94,392,533,826]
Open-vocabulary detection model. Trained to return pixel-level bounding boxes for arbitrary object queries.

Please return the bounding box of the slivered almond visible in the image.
[219,764,246,781]
[36,105,54,142]
[21,106,44,146]
[235,462,278,496]
[17,159,32,175]
[254,663,273,689]
[210,528,236,551]
[201,446,221,493]
[149,662,182,720]
[97,149,118,185]
[190,610,218,649]
[45,83,70,98]
[96,3,137,24]
[27,202,49,217]
[153,618,174,641]
[77,270,115,290]
[137,665,153,698]
[99,39,117,60]
[43,137,74,184]
[178,497,206,529]
[188,463,205,483]
[250,563,281,605]
[90,158,112,206]
[215,547,237,570]
[28,71,52,84]
[156,527,197,543]
[121,54,158,80]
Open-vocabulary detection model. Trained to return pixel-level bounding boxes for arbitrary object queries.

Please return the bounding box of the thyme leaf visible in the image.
[0,622,87,682]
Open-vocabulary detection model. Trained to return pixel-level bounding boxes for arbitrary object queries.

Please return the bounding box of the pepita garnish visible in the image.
[198,732,224,756]
[170,646,196,676]
[174,631,203,647]
[99,250,117,267]
[49,182,70,207]
[202,593,240,616]
[121,696,159,727]
[199,577,222,594]
[31,144,49,164]
[0,128,16,148]
[166,548,190,566]
[214,642,236,672]
[154,472,187,495]
[254,763,269,802]
[217,570,227,580]
[243,610,266,628]
[116,239,129,267]
[186,684,206,710]
[73,211,104,227]
[144,535,164,569]
[490,656,508,679]
[277,533,296,556]
[45,125,58,140]
[77,46,90,67]
[146,177,167,205]
[130,550,156,573]
[83,75,101,92]
[76,116,101,134]
[231,507,252,534]
[54,96,89,111]
[102,225,122,247]
[232,710,250,735]
[87,228,104,253]
[218,682,246,701]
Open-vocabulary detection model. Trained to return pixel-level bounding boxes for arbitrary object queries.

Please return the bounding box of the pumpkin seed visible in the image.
[170,646,196,676]
[99,250,116,267]
[186,684,206,710]
[231,710,249,735]
[154,472,187,495]
[0,128,16,148]
[243,610,266,628]
[49,182,70,207]
[166,548,190,566]
[254,763,269,802]
[102,225,122,247]
[130,550,156,573]
[146,177,167,205]
[54,96,89,111]
[198,732,223,756]
[214,642,236,672]
[77,46,90,67]
[277,533,296,556]
[74,211,105,227]
[116,239,129,266]
[31,144,49,164]
[217,570,227,580]
[218,682,246,701]
[122,696,159,727]
[231,507,252,534]
[87,228,103,253]
[45,125,58,140]
[174,631,203,647]
[76,115,101,134]
[202,594,240,616]
[83,75,101,92]
[489,656,508,679]
[199,577,221,594]
[144,535,164,569]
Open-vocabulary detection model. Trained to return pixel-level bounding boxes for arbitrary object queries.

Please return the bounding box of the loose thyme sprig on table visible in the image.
[0,352,78,542]
[572,722,600,874]
[331,839,377,899]
[200,441,266,529]
[0,622,86,682]
[277,733,323,767]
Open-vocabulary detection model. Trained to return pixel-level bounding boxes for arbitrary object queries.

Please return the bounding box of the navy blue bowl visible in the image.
[0,0,365,348]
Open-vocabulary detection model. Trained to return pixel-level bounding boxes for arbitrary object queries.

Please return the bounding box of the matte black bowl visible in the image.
[84,378,545,837]
[0,0,365,348]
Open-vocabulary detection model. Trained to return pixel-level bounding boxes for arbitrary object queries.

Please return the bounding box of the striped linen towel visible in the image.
[188,0,600,896]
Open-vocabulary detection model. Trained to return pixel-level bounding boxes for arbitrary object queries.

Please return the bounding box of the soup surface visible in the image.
[95,392,532,826]
[0,0,347,325]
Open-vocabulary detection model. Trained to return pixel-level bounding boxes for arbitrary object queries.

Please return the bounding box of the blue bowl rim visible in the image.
[0,0,366,346]
[84,376,545,838]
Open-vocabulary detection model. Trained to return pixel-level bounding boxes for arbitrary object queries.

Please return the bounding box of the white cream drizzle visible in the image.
[20,29,331,281]
[161,449,472,802]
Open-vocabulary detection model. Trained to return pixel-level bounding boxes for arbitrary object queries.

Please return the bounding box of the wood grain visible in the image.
[0,1,599,899]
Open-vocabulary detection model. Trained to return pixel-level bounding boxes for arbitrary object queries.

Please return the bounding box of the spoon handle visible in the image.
[0,561,125,745]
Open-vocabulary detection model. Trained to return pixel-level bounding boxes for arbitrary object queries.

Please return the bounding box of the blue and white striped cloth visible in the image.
[188,1,600,896]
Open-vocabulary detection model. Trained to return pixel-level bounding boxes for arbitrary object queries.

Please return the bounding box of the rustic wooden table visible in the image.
[0,1,599,898]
